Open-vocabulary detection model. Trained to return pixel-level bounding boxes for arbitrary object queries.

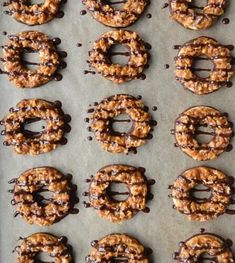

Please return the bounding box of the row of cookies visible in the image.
[0,95,233,160]
[7,165,235,227]
[3,0,228,30]
[1,1,234,263]
[1,30,234,94]
[14,231,235,263]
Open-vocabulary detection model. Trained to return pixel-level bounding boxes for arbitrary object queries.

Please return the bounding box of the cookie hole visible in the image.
[23,118,47,138]
[189,0,208,11]
[190,184,211,203]
[195,125,214,144]
[111,114,132,134]
[192,56,214,78]
[109,44,130,66]
[35,252,54,262]
[105,0,127,9]
[34,187,53,207]
[28,0,44,5]
[21,49,41,70]
[107,182,129,202]
[198,252,217,263]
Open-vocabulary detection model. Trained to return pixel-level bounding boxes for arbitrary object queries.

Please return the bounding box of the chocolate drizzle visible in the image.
[86,234,150,263]
[222,18,230,24]
[0,32,67,87]
[87,95,156,154]
[162,3,169,9]
[1,99,71,152]
[152,106,158,111]
[56,10,64,18]
[84,70,96,75]
[174,233,234,263]
[80,10,87,15]
[9,168,79,225]
[174,39,235,90]
[3,0,66,24]
[15,233,74,262]
[170,167,235,219]
[82,0,150,28]
[88,31,150,83]
[173,108,234,159]
[84,165,155,221]
[169,0,226,17]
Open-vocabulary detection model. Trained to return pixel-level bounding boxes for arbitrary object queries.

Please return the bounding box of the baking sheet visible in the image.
[0,0,235,262]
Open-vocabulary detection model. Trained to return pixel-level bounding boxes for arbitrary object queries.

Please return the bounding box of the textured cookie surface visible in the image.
[171,166,232,221]
[91,94,153,154]
[2,31,59,88]
[1,99,71,155]
[87,164,148,223]
[89,30,149,84]
[174,106,233,161]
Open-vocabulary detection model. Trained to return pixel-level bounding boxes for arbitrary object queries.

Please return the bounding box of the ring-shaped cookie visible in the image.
[169,0,227,30]
[89,30,149,84]
[87,165,148,223]
[10,167,78,226]
[91,94,153,154]
[86,234,149,263]
[174,106,233,161]
[1,99,71,155]
[5,0,62,25]
[175,233,234,263]
[2,31,60,88]
[83,0,150,27]
[16,233,73,263]
[175,37,234,95]
[171,166,232,221]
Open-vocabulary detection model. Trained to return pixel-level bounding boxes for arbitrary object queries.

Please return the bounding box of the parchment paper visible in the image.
[0,1,235,262]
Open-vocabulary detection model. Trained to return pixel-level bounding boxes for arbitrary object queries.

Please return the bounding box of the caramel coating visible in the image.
[89,30,149,84]
[174,106,233,161]
[171,166,232,221]
[2,31,59,88]
[176,233,234,263]
[1,99,70,155]
[169,0,226,30]
[17,233,73,263]
[6,0,62,25]
[88,164,148,223]
[83,0,149,27]
[175,37,234,95]
[87,234,149,263]
[91,94,153,154]
[11,167,78,226]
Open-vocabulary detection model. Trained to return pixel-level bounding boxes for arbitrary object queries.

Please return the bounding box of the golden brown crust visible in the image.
[2,31,59,88]
[169,0,226,30]
[6,0,62,25]
[88,164,148,223]
[171,166,232,221]
[176,233,234,263]
[91,94,153,154]
[87,234,149,263]
[174,106,233,161]
[175,37,234,95]
[83,0,149,27]
[11,167,78,226]
[17,233,73,263]
[1,99,70,155]
[89,30,149,84]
